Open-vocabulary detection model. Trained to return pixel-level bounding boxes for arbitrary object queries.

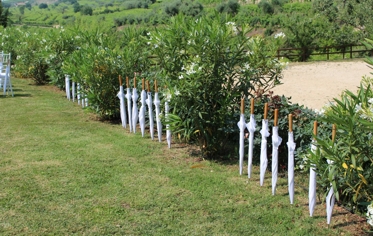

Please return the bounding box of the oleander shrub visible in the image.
[147,13,286,158]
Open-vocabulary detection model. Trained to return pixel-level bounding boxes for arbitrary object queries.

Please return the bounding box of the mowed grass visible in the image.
[0,78,356,235]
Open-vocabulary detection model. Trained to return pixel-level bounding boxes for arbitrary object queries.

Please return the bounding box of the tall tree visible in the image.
[0,0,9,27]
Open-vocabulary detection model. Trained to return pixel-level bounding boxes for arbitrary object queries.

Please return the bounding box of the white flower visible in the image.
[368,204,373,215]
[246,50,254,56]
[179,74,183,79]
[355,103,362,113]
[174,90,180,96]
[368,98,373,104]
[299,164,304,170]
[154,44,158,48]
[147,32,151,36]
[274,32,286,39]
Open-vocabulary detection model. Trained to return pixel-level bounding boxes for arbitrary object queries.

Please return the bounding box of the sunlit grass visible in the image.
[0,78,360,235]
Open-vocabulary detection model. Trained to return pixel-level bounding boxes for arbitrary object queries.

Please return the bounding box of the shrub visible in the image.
[39,3,48,9]
[216,0,240,16]
[309,84,373,213]
[62,27,151,119]
[81,5,93,16]
[308,39,373,213]
[147,14,286,158]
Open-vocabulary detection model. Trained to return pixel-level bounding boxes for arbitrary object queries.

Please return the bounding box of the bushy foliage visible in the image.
[39,3,48,9]
[309,84,373,212]
[81,5,93,16]
[216,0,240,16]
[62,27,150,119]
[258,0,274,15]
[147,14,286,157]
[164,0,204,17]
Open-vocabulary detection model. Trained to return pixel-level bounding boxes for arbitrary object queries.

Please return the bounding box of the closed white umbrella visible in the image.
[260,103,270,186]
[309,121,318,217]
[272,109,282,195]
[72,81,75,102]
[287,114,296,204]
[154,80,162,142]
[326,160,335,225]
[246,98,256,178]
[65,75,71,100]
[165,100,171,148]
[139,79,147,137]
[146,82,154,140]
[237,98,246,175]
[326,124,336,225]
[125,77,132,132]
[132,76,139,133]
[77,83,81,105]
[117,75,127,128]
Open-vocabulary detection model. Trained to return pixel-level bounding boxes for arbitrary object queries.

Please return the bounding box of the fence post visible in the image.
[350,45,352,59]
[327,48,329,60]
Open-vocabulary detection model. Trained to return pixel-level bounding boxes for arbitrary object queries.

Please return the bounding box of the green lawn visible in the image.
[0,78,362,235]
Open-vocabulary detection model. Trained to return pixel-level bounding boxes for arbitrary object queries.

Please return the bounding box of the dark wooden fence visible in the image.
[276,44,372,61]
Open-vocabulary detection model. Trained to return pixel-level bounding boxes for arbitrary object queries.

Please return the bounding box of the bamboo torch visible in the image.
[264,103,268,120]
[274,109,279,127]
[289,114,293,132]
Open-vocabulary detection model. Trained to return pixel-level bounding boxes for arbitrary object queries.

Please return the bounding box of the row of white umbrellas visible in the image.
[117,76,171,148]
[237,99,335,225]
[64,75,171,148]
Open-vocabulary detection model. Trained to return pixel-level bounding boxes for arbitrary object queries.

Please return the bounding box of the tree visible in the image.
[73,3,81,13]
[216,0,240,16]
[0,0,9,28]
[25,2,32,10]
[81,5,93,16]
[39,3,48,9]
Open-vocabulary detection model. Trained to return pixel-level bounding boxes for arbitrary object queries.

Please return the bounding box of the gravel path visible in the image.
[272,59,372,110]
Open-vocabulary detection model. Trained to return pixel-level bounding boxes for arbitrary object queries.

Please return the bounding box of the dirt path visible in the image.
[272,59,372,110]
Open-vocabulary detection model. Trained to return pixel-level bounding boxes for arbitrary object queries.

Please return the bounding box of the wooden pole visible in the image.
[240,98,244,114]
[250,98,254,115]
[155,80,158,93]
[119,75,122,86]
[288,114,293,132]
[126,76,129,88]
[274,109,278,127]
[146,80,150,92]
[133,76,136,88]
[264,103,268,120]
[332,124,336,142]
[313,121,318,139]
[142,78,145,90]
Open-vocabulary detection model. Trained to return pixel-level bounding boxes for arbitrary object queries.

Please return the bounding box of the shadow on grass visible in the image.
[0,93,32,98]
